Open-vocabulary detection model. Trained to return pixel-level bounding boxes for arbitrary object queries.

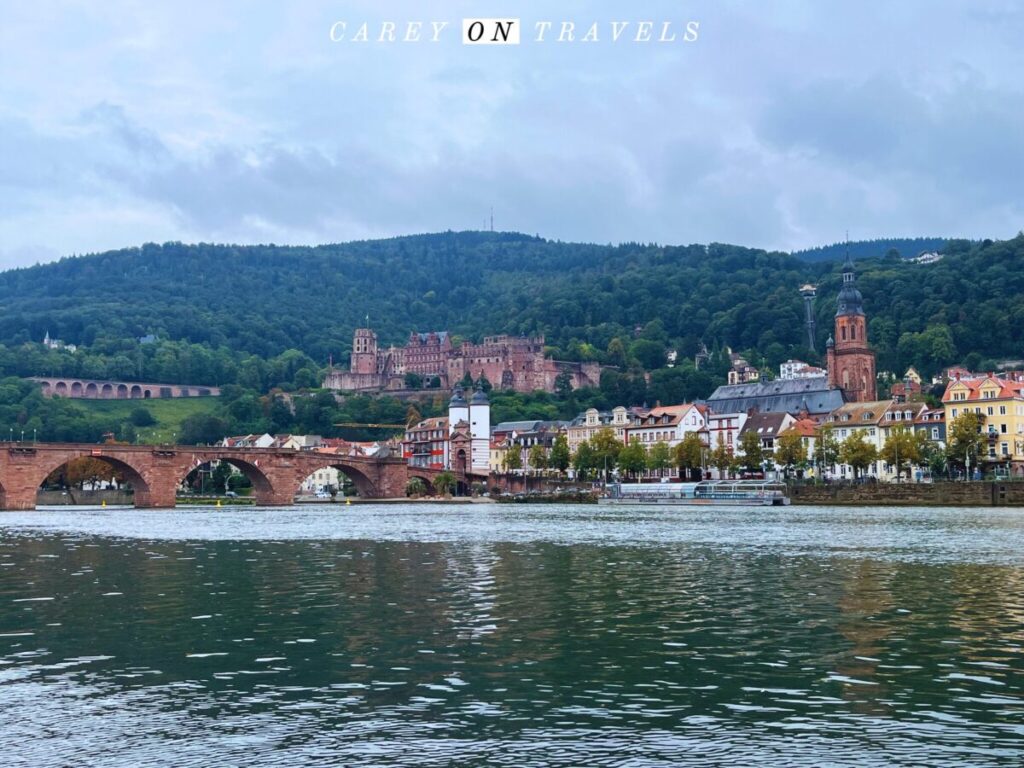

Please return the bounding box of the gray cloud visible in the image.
[0,0,1022,265]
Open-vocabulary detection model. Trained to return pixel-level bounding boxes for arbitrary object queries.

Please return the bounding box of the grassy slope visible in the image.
[74,397,222,443]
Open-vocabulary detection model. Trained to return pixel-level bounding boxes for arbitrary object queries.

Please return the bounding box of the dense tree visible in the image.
[709,439,735,478]
[647,441,672,477]
[527,444,549,473]
[674,433,705,481]
[617,442,648,479]
[2,232,1018,395]
[774,431,807,479]
[947,411,985,476]
[839,433,878,479]
[590,428,624,480]
[813,425,841,475]
[738,431,764,474]
[44,457,124,490]
[179,413,230,445]
[879,426,922,481]
[130,407,156,427]
[572,441,596,480]
[549,433,571,475]
[503,446,523,472]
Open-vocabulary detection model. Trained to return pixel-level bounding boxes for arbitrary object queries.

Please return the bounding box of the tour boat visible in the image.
[600,480,790,506]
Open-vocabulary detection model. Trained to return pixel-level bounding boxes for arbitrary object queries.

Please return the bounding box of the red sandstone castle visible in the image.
[323,327,601,394]
[826,253,877,402]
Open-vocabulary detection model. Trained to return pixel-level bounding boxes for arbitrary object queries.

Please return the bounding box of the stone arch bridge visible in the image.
[0,443,479,510]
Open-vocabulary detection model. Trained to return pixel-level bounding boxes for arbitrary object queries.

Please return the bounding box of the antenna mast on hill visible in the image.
[490,207,494,232]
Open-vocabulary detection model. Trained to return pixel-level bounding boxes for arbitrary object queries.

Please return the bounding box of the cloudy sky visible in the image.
[1,1,1022,268]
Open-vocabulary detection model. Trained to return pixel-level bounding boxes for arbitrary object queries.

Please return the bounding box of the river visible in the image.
[2,503,1024,766]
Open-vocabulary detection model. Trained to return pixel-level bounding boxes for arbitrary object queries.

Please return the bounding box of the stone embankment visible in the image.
[788,481,1024,506]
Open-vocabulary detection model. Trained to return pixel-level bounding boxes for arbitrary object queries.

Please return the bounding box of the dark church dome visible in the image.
[835,253,865,316]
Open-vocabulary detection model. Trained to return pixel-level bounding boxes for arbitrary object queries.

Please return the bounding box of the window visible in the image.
[1002,424,1008,434]
[988,407,994,416]
[1000,406,1007,415]
[931,427,939,440]
[952,408,958,417]
[1002,443,1009,456]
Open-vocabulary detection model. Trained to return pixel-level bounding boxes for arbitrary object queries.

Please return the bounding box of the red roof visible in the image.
[943,375,1024,402]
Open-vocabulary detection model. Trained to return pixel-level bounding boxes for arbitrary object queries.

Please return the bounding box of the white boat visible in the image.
[599,480,790,506]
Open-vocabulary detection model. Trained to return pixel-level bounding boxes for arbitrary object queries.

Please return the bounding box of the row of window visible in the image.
[950,405,1017,418]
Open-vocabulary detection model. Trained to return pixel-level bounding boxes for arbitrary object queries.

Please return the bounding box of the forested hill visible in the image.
[792,237,950,263]
[0,232,1021,386]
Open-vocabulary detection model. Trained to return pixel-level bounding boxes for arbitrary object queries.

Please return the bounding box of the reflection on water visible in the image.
[2,504,1024,766]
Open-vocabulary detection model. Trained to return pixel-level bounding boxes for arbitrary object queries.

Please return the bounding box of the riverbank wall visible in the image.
[37,489,135,505]
[787,481,1024,506]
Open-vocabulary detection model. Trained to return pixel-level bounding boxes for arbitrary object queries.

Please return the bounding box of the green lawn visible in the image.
[75,397,222,443]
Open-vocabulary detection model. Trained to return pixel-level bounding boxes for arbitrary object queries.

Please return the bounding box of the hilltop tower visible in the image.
[800,284,817,351]
[826,254,876,402]
[351,328,378,374]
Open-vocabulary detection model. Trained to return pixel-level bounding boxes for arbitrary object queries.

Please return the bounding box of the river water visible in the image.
[2,503,1024,766]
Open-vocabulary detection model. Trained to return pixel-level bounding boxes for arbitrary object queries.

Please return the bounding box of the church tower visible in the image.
[826,254,877,402]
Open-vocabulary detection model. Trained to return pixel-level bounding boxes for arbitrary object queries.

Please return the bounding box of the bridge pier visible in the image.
[2,489,39,511]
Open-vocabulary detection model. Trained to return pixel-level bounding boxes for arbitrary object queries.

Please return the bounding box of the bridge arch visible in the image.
[407,472,438,496]
[85,382,98,398]
[294,459,379,499]
[34,451,152,507]
[178,455,276,504]
[71,381,83,397]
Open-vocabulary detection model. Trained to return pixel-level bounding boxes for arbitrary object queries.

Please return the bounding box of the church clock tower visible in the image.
[826,253,877,402]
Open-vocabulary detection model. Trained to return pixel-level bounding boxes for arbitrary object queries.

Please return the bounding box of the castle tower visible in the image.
[800,284,817,351]
[826,254,876,402]
[469,388,491,472]
[351,328,378,374]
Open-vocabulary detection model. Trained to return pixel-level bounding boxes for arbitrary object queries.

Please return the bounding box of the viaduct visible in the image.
[0,443,476,510]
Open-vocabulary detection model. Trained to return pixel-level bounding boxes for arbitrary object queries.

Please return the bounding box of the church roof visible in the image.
[707,376,845,415]
[836,256,865,317]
